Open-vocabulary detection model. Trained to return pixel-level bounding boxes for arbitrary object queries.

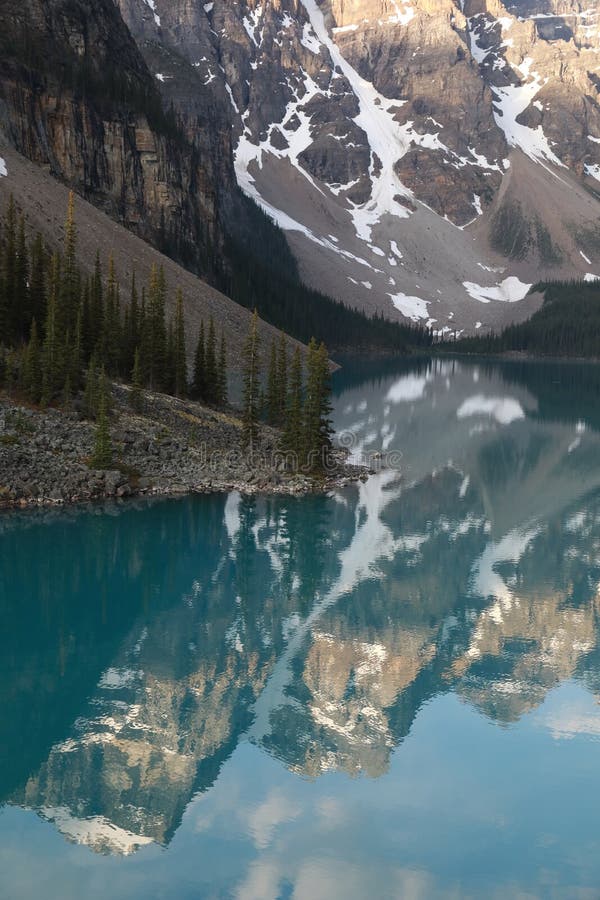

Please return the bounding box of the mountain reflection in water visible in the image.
[2,356,600,897]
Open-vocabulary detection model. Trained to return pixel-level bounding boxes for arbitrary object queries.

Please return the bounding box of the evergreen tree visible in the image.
[277,333,288,424]
[192,321,205,401]
[80,277,93,362]
[165,320,176,395]
[283,346,303,466]
[218,331,227,406]
[302,339,333,472]
[266,338,278,426]
[174,288,187,397]
[145,264,167,389]
[205,315,217,403]
[90,251,104,344]
[14,215,29,338]
[125,272,139,372]
[23,319,42,404]
[41,255,63,405]
[138,286,151,386]
[0,193,238,414]
[102,256,122,375]
[29,233,47,330]
[68,305,83,392]
[130,347,143,411]
[1,195,17,343]
[241,309,261,451]
[315,341,334,461]
[61,191,79,335]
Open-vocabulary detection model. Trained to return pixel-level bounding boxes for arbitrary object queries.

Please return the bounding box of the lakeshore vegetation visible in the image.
[0,194,335,473]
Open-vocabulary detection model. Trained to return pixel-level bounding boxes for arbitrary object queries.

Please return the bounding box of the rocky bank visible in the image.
[0,385,369,509]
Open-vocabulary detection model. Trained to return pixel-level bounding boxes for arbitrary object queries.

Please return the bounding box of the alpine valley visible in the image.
[2,0,600,334]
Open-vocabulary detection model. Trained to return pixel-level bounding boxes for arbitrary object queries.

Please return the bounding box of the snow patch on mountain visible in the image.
[388,291,429,320]
[300,0,415,241]
[585,163,600,181]
[463,276,532,304]
[143,0,160,27]
[491,58,564,168]
[0,157,6,177]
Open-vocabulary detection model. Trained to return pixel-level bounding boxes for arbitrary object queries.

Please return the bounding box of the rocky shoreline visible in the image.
[0,385,371,510]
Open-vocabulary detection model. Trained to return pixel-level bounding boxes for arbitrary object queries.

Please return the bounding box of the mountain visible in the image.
[1,0,599,337]
[0,0,413,355]
[114,0,600,333]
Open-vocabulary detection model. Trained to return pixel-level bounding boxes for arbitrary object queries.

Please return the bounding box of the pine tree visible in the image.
[80,277,93,362]
[68,305,83,392]
[165,320,176,395]
[90,251,104,345]
[62,373,73,411]
[29,233,47,330]
[125,272,139,372]
[138,287,151,386]
[302,339,333,472]
[1,195,17,343]
[23,319,42,404]
[315,341,334,463]
[241,309,261,451]
[217,331,227,406]
[266,339,278,426]
[277,333,288,425]
[146,264,167,389]
[130,347,143,411]
[283,346,303,467]
[0,191,234,412]
[102,256,121,375]
[192,321,205,401]
[61,191,79,335]
[205,315,217,404]
[174,288,187,398]
[14,214,29,338]
[41,254,63,405]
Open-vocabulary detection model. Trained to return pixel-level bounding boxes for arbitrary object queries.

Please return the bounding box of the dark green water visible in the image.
[2,356,600,899]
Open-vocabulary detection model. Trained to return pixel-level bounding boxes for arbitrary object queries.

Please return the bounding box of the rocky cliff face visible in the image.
[111,0,600,332]
[0,0,229,274]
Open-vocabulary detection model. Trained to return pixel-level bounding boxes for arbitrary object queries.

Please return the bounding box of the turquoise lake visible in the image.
[2,356,600,899]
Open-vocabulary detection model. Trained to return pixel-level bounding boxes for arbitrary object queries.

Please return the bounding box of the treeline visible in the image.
[223,192,435,354]
[449,280,600,358]
[0,192,227,411]
[240,312,334,473]
[0,193,337,474]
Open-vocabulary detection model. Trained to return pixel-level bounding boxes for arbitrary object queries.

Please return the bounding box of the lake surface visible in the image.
[2,355,600,899]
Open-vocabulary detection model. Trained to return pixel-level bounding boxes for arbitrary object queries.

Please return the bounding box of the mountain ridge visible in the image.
[2,0,600,337]
[115,0,600,332]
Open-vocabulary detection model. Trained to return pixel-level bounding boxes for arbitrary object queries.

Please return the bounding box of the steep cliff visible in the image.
[0,0,229,274]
